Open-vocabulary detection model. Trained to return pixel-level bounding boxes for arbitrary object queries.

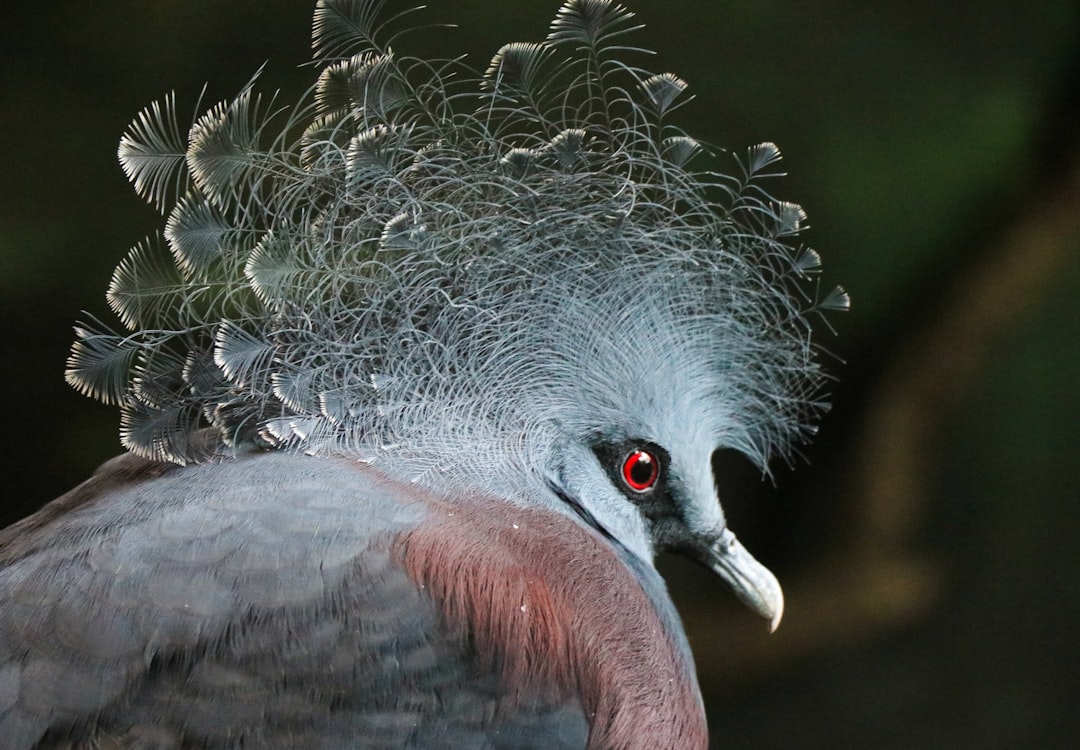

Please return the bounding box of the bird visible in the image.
[0,0,848,747]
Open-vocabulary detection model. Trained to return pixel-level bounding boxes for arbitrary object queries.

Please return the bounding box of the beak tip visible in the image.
[766,583,784,633]
[768,601,783,633]
[706,529,785,633]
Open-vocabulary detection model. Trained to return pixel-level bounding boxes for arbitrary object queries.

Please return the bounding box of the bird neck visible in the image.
[392,486,707,748]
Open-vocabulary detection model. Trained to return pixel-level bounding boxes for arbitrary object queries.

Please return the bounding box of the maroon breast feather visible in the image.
[394,492,707,749]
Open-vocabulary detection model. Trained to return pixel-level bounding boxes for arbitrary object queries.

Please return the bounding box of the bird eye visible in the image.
[622,449,659,492]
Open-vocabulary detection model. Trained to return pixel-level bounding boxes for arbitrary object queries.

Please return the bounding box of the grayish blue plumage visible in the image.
[68,0,844,488]
[3,0,847,746]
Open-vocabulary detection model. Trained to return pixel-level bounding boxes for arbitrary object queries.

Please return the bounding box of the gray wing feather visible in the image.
[0,452,587,748]
[0,452,430,747]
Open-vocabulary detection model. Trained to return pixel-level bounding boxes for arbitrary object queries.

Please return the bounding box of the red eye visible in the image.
[622,449,659,492]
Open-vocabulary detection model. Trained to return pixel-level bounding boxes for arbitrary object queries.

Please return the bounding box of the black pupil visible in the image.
[629,453,654,485]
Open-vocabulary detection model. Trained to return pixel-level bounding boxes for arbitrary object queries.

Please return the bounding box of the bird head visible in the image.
[541,291,792,630]
[65,0,847,630]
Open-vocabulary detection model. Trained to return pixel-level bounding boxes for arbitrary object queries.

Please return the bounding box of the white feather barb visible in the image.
[67,0,846,493]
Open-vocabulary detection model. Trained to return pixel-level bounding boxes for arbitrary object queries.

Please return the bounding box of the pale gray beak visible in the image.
[699,528,784,632]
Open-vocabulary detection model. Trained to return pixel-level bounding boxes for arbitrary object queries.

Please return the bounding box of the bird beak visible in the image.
[699,528,784,632]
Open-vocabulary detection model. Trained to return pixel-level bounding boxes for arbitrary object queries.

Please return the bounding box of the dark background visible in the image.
[2,1,1078,747]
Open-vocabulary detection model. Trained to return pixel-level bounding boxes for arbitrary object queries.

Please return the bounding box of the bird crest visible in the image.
[66,0,847,496]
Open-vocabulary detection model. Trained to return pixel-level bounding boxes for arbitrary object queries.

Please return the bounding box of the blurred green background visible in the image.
[1,1,1078,747]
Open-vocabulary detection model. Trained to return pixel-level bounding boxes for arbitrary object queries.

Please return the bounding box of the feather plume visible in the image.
[67,0,847,493]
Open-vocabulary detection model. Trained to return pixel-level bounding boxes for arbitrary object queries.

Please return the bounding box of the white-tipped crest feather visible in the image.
[67,0,846,498]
